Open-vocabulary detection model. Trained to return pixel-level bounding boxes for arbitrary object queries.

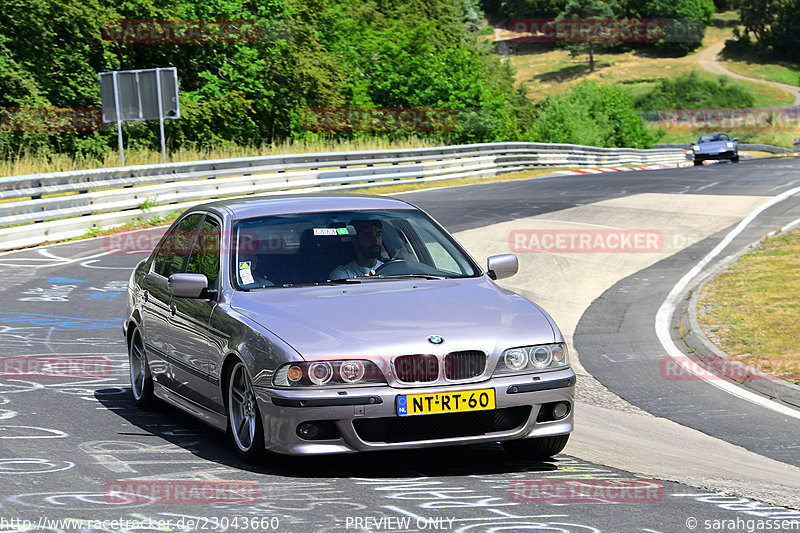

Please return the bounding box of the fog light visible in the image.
[552,402,570,420]
[297,422,321,440]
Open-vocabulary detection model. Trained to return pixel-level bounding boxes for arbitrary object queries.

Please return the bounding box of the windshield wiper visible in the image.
[369,274,446,280]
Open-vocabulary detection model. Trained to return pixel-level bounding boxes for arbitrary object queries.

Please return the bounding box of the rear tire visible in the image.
[129,329,157,410]
[502,434,569,460]
[226,360,265,463]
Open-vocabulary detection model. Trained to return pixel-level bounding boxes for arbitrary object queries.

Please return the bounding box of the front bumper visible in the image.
[253,368,575,455]
[695,150,736,162]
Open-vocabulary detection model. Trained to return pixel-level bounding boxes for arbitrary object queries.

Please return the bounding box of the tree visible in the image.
[735,0,800,61]
[556,0,615,72]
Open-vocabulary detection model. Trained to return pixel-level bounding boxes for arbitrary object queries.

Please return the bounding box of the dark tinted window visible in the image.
[156,213,204,278]
[185,217,221,288]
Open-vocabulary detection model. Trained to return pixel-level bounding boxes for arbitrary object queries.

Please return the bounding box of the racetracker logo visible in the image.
[507,18,703,43]
[642,106,800,132]
[103,230,277,254]
[508,478,664,503]
[0,108,102,131]
[0,355,112,379]
[509,229,663,253]
[301,108,459,132]
[104,480,258,504]
[660,355,793,381]
[102,20,260,43]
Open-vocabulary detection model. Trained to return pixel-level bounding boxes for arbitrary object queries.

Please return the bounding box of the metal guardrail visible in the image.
[0,142,687,251]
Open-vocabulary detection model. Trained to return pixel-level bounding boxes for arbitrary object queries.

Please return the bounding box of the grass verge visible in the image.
[697,228,800,385]
[0,137,441,177]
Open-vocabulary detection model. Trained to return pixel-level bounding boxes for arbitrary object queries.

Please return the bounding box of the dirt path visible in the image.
[688,40,799,104]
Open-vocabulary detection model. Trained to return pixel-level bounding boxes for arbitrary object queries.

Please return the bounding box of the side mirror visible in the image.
[487,254,518,280]
[733,137,739,142]
[169,273,209,298]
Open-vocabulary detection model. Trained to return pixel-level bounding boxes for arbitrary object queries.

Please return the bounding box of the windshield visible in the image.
[230,209,480,289]
[698,133,730,143]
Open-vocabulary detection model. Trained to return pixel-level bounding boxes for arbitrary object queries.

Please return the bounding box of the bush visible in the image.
[530,81,657,148]
[634,71,756,111]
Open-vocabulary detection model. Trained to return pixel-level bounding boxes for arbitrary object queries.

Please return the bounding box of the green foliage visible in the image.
[735,0,800,61]
[1,0,552,158]
[634,71,756,110]
[530,81,657,147]
[641,0,714,55]
[493,0,570,18]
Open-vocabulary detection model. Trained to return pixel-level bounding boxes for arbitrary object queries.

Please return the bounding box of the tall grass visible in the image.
[0,136,440,177]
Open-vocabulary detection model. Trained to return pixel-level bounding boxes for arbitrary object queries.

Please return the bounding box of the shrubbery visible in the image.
[634,71,756,111]
[530,81,657,148]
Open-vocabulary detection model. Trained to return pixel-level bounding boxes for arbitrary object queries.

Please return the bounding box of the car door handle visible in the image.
[169,304,176,317]
[142,290,149,303]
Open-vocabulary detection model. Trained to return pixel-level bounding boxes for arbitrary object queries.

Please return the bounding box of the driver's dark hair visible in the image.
[351,219,382,235]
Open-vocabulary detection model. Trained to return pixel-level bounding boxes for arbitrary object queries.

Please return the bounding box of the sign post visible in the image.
[99,67,180,166]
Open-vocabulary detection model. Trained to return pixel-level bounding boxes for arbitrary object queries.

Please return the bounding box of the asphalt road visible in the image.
[0,157,799,532]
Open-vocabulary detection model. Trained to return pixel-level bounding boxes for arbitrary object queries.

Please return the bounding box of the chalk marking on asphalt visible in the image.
[655,185,800,420]
[694,181,720,192]
[770,179,799,191]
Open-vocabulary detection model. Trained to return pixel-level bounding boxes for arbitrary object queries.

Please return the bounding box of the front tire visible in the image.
[502,434,569,460]
[129,329,157,410]
[226,361,265,463]
[693,160,703,166]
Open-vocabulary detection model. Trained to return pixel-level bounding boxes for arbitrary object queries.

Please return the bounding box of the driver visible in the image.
[329,219,384,279]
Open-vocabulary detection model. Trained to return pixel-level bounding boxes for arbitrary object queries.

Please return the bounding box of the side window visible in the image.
[185,218,221,288]
[157,214,204,278]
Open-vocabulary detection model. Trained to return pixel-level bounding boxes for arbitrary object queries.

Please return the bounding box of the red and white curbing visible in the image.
[558,161,693,175]
[557,151,781,176]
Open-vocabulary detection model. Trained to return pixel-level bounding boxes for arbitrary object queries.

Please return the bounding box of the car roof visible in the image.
[194,193,416,220]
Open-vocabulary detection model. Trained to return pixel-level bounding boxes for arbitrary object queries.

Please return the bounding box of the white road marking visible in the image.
[694,181,720,192]
[655,185,800,419]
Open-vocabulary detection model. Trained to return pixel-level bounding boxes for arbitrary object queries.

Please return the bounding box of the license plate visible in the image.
[397,388,495,416]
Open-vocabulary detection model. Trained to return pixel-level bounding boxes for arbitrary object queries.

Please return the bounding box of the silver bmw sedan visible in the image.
[124,194,575,462]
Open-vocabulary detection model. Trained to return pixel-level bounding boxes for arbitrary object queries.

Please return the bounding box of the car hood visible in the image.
[230,277,557,359]
[697,141,734,152]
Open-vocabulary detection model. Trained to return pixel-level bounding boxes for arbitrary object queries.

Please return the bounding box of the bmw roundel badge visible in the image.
[427,335,444,345]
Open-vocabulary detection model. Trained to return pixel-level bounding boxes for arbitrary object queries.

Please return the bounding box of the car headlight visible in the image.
[273,360,386,387]
[692,145,700,151]
[726,142,734,148]
[494,343,569,374]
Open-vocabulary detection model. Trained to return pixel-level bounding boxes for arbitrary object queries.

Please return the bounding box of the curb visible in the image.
[560,153,763,176]
[677,234,800,410]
